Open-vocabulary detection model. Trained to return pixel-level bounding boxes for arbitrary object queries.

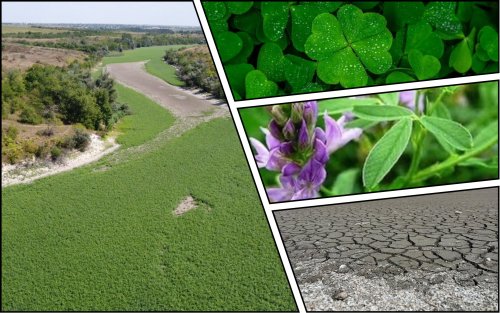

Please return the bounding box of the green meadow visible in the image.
[2,52,295,310]
[102,45,187,86]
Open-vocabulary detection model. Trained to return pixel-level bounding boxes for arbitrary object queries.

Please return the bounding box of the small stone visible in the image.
[338,264,349,273]
[429,273,446,284]
[455,210,462,214]
[333,290,348,301]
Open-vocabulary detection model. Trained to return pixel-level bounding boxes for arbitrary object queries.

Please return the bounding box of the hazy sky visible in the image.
[2,2,200,26]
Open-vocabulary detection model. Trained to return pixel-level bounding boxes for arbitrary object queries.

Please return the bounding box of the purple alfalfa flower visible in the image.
[249,127,288,171]
[323,112,363,155]
[400,90,424,113]
[267,158,326,202]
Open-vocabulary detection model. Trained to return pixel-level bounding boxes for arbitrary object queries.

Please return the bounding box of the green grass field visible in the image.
[103,46,186,86]
[2,79,295,310]
[113,83,174,148]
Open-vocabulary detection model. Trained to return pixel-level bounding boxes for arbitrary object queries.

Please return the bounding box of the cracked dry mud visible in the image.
[274,188,499,311]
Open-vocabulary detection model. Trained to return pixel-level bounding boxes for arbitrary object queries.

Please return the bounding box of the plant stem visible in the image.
[404,123,425,185]
[320,185,334,196]
[409,136,498,184]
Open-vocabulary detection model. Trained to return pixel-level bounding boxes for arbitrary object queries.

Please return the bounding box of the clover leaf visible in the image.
[225,63,254,98]
[405,21,444,59]
[203,2,227,21]
[408,50,441,80]
[423,2,463,37]
[225,2,253,15]
[290,2,342,52]
[305,5,392,88]
[478,26,499,62]
[214,31,243,62]
[383,2,425,31]
[285,55,316,92]
[449,29,476,74]
[226,32,254,64]
[256,43,291,82]
[261,2,290,41]
[245,70,278,99]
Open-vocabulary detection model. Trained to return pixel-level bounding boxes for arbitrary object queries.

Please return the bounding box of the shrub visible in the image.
[18,106,42,124]
[35,143,51,159]
[22,140,38,155]
[5,126,19,140]
[72,129,91,152]
[4,143,24,164]
[37,127,54,137]
[50,146,62,162]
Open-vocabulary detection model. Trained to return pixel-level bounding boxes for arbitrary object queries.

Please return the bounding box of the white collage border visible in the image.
[193,1,500,311]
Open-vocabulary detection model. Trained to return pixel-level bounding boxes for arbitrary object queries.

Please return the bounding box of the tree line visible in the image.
[163,47,224,98]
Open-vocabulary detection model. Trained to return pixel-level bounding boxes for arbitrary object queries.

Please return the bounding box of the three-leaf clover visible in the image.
[305,5,393,88]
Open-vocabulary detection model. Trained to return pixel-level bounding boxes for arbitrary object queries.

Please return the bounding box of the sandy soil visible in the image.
[1,43,85,71]
[106,61,227,118]
[2,134,119,187]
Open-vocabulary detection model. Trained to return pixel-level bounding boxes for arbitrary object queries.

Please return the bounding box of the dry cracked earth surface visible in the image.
[274,188,499,311]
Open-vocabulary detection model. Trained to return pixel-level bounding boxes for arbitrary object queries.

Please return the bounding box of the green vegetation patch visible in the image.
[2,118,295,311]
[103,46,188,86]
[113,83,174,148]
[202,1,499,99]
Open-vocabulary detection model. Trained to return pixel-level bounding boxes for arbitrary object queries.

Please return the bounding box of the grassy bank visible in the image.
[113,83,174,148]
[103,45,187,86]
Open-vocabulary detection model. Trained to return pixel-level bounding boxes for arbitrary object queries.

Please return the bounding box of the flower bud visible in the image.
[303,101,318,126]
[270,105,288,125]
[283,119,295,140]
[268,120,282,140]
[291,103,304,124]
[298,120,310,150]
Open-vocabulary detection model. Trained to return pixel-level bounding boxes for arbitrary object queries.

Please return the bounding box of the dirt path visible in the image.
[106,61,225,118]
[101,61,229,166]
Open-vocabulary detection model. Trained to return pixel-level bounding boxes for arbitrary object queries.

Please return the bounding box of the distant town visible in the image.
[2,22,201,33]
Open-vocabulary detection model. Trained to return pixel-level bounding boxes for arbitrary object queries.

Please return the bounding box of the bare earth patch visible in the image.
[1,43,85,71]
[173,196,198,216]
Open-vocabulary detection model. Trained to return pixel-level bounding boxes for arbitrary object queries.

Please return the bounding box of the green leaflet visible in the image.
[408,50,441,80]
[203,2,227,21]
[420,116,472,151]
[245,70,278,99]
[226,2,253,15]
[378,92,399,106]
[261,2,290,41]
[478,26,499,62]
[405,21,444,59]
[423,2,463,36]
[363,118,413,189]
[385,71,415,84]
[225,63,254,99]
[319,97,380,114]
[449,39,473,73]
[383,2,425,31]
[353,105,414,121]
[331,168,360,196]
[473,120,498,148]
[214,31,242,62]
